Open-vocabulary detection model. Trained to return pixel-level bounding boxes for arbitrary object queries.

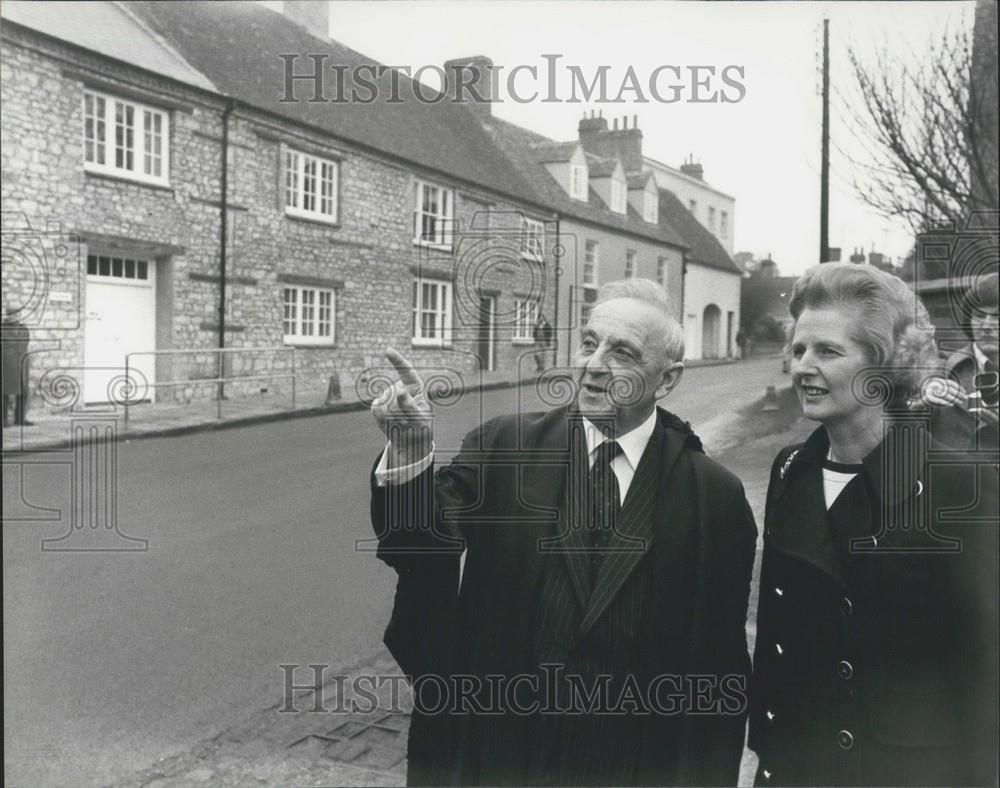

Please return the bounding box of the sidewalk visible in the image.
[2,358,741,454]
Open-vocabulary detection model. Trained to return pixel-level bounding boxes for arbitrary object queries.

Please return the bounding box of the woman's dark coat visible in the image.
[749,424,998,786]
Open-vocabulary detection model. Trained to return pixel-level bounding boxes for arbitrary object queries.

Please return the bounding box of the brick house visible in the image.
[1,0,558,412]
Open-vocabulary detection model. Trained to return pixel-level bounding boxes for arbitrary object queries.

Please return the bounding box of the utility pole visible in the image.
[819,17,830,263]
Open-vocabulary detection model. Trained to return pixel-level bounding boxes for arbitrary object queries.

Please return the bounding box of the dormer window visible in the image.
[570,164,587,200]
[611,179,627,214]
[643,191,658,223]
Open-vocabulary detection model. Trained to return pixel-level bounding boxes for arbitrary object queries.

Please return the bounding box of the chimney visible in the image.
[443,56,494,121]
[284,0,330,39]
[679,156,704,180]
[578,113,643,173]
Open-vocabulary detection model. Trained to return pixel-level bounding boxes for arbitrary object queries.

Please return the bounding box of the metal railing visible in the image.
[123,346,297,428]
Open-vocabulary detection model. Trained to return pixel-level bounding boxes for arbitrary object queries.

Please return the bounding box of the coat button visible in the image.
[766,710,775,720]
[762,769,772,781]
[775,642,784,655]
[840,596,853,616]
[774,586,784,596]
[837,660,854,680]
[837,729,854,750]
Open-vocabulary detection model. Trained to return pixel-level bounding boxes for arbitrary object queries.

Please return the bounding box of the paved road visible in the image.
[3,357,790,787]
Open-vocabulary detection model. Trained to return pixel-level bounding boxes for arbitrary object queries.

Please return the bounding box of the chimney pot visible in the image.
[443,56,494,120]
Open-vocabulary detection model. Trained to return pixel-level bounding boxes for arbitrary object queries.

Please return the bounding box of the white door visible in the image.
[84,254,156,404]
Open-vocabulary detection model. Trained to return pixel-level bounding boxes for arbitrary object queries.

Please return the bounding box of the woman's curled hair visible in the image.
[788,263,942,404]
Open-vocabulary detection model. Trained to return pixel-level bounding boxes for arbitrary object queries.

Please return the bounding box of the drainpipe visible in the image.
[553,214,560,368]
[680,252,687,330]
[218,99,235,401]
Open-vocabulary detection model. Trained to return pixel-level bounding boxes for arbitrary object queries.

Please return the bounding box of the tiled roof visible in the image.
[532,140,579,163]
[124,1,543,208]
[657,189,740,274]
[627,172,653,189]
[586,155,621,178]
[487,117,688,249]
[0,1,216,91]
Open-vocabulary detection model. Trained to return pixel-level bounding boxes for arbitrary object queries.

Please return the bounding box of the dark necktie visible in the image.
[588,440,622,579]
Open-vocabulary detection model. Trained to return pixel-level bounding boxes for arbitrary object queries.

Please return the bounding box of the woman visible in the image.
[748,263,998,786]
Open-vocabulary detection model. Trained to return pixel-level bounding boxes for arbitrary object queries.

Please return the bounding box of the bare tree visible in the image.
[842,16,998,235]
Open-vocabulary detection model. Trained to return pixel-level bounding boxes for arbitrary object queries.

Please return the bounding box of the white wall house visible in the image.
[646,157,736,257]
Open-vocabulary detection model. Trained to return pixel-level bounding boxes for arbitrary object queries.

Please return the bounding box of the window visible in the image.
[414,180,454,248]
[283,286,335,345]
[83,89,169,185]
[708,206,716,232]
[513,298,539,341]
[583,240,598,288]
[657,257,668,286]
[643,191,658,223]
[720,211,729,238]
[570,164,587,200]
[611,179,627,214]
[688,199,697,214]
[412,278,452,345]
[625,250,636,279]
[87,254,150,282]
[522,217,544,260]
[285,149,338,222]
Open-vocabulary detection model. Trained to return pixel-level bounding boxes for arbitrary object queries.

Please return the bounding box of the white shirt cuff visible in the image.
[374,441,434,486]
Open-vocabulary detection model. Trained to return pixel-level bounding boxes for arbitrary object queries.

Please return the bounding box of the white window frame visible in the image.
[570,164,587,200]
[625,250,636,279]
[521,217,545,261]
[657,256,667,286]
[284,148,339,223]
[643,191,658,223]
[513,297,539,343]
[583,240,599,288]
[413,180,454,249]
[86,253,153,286]
[412,277,453,346]
[720,210,729,238]
[83,88,170,186]
[282,285,336,346]
[708,206,716,232]
[611,178,627,214]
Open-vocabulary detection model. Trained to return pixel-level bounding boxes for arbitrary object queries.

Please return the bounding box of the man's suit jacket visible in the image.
[371,405,757,786]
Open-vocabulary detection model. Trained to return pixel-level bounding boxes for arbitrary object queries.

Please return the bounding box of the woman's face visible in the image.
[790,306,879,428]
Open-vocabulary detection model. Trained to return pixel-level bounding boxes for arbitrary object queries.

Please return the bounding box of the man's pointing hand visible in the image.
[371,348,434,468]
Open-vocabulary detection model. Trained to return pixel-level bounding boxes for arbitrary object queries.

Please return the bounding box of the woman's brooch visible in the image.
[779,449,800,480]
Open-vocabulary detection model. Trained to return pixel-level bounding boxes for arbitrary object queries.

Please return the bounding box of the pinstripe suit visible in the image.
[371,405,757,786]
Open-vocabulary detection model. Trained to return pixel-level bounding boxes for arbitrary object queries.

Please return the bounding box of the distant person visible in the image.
[749,263,998,786]
[2,305,31,427]
[735,328,747,359]
[917,272,998,446]
[533,312,553,373]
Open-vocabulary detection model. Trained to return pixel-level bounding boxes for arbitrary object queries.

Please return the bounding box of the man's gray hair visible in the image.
[594,278,685,362]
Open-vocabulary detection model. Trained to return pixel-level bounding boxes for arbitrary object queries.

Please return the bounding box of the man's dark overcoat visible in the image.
[371,405,757,786]
[749,425,999,786]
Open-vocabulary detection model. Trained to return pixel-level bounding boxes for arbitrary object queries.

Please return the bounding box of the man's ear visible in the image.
[655,361,684,400]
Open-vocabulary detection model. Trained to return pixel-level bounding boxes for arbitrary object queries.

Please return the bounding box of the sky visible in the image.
[267,0,976,276]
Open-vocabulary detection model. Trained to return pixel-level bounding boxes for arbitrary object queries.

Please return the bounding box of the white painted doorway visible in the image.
[84,254,156,404]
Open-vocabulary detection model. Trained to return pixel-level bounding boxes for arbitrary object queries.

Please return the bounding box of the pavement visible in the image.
[4,355,807,788]
[1,357,744,454]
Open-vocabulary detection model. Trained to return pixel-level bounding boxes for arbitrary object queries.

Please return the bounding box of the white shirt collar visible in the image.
[973,343,990,372]
[582,408,658,471]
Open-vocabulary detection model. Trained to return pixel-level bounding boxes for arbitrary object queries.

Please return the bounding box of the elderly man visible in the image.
[370,279,756,786]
